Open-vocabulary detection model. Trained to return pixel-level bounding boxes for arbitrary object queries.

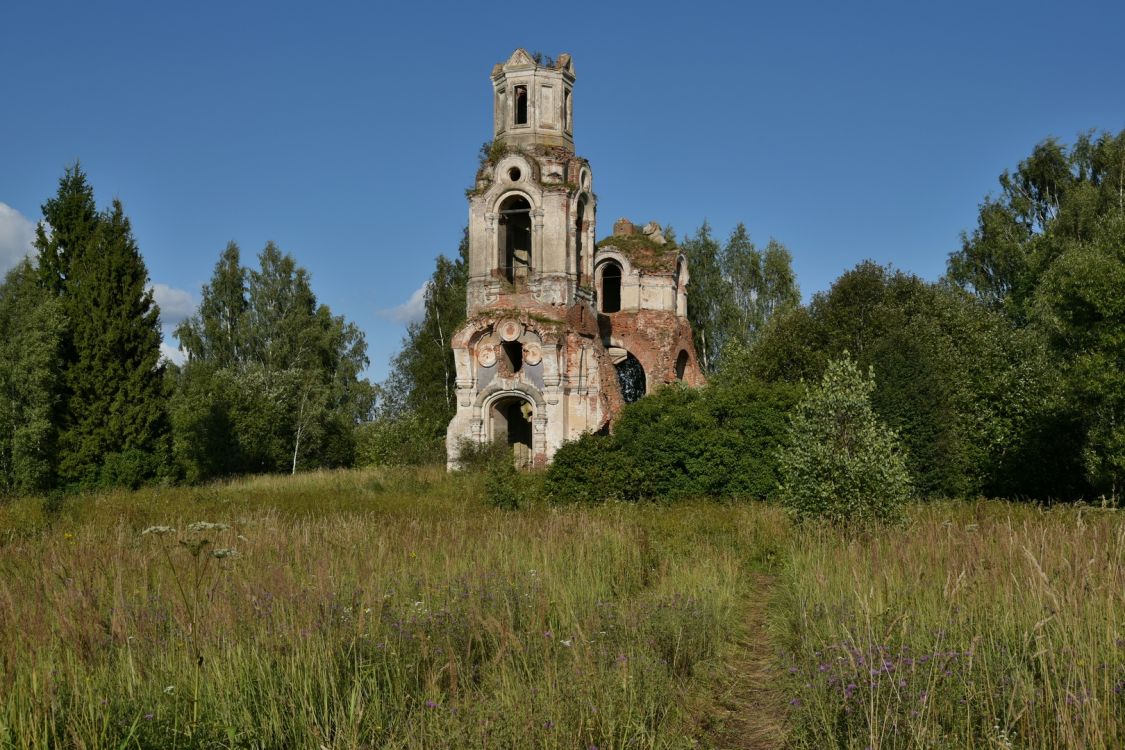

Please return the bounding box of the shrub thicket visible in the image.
[777,355,912,526]
[546,379,798,503]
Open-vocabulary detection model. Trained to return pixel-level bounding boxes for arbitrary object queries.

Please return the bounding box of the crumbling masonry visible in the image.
[446,49,704,468]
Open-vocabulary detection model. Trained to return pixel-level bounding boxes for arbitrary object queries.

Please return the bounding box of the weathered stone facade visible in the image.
[446,49,704,468]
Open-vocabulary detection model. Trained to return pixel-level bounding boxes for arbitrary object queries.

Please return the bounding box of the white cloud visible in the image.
[160,340,186,366]
[150,282,197,328]
[0,202,36,273]
[378,281,430,324]
[149,282,195,367]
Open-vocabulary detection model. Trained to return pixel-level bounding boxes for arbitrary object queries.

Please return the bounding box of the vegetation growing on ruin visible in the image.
[596,232,680,272]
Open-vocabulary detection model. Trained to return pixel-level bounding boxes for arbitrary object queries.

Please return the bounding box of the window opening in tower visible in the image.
[575,197,586,286]
[514,86,528,125]
[601,261,622,313]
[500,340,523,375]
[499,196,532,283]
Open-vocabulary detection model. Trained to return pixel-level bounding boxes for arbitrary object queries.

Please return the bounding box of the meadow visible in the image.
[0,468,1121,749]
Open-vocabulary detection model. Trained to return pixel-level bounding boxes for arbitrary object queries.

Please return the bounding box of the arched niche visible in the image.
[575,194,588,285]
[675,350,689,381]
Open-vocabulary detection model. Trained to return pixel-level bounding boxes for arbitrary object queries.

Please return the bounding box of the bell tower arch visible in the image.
[466,49,596,316]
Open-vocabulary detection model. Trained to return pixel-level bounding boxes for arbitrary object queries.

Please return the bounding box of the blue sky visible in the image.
[2,0,1123,380]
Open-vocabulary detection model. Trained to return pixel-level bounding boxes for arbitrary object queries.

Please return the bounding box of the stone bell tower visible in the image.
[446,49,704,468]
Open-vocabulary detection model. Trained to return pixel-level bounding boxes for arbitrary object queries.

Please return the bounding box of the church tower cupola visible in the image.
[491,49,575,151]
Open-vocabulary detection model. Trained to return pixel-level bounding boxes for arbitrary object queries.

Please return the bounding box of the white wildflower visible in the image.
[211,548,239,559]
[141,526,176,536]
[187,521,230,533]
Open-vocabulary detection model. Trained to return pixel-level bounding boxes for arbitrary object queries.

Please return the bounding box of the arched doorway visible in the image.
[490,396,534,468]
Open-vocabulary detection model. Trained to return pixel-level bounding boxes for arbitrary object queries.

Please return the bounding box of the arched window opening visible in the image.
[499,196,532,282]
[615,353,646,404]
[500,340,523,375]
[575,197,586,286]
[601,262,621,313]
[564,89,572,131]
[675,350,689,380]
[491,397,533,468]
[514,85,528,125]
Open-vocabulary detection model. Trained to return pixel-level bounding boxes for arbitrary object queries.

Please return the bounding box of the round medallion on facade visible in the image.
[496,319,523,342]
[476,344,497,367]
[523,342,542,365]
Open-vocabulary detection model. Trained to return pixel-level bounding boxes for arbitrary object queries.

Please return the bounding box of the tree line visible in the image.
[0,165,375,494]
[383,128,1125,504]
[5,128,1122,503]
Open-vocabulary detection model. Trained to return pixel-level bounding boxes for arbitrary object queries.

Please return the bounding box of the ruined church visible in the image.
[446,49,704,468]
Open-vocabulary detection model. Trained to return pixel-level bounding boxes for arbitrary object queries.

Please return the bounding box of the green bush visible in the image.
[454,437,512,473]
[546,380,798,504]
[777,354,912,527]
[545,432,643,504]
[100,449,160,490]
[484,459,523,510]
[356,415,446,467]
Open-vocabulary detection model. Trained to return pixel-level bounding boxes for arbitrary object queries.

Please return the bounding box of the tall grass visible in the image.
[772,502,1125,749]
[4,470,1122,748]
[0,469,768,749]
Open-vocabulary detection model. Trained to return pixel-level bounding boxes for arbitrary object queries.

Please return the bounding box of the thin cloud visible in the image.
[159,340,186,366]
[0,202,37,273]
[150,282,196,367]
[378,280,430,324]
[151,282,196,328]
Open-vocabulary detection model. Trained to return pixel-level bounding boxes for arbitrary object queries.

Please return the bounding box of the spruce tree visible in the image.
[30,167,171,489]
[35,164,99,297]
[56,199,167,486]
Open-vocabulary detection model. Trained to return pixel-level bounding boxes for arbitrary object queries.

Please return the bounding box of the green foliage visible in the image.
[744,262,1077,499]
[777,355,912,527]
[172,242,375,479]
[30,165,169,490]
[375,229,468,465]
[545,432,642,504]
[681,222,799,374]
[948,128,1125,499]
[547,379,798,503]
[948,130,1125,323]
[356,416,444,467]
[681,222,728,374]
[54,200,169,487]
[720,224,800,350]
[452,437,511,473]
[483,458,523,510]
[0,261,65,494]
[1034,212,1125,498]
